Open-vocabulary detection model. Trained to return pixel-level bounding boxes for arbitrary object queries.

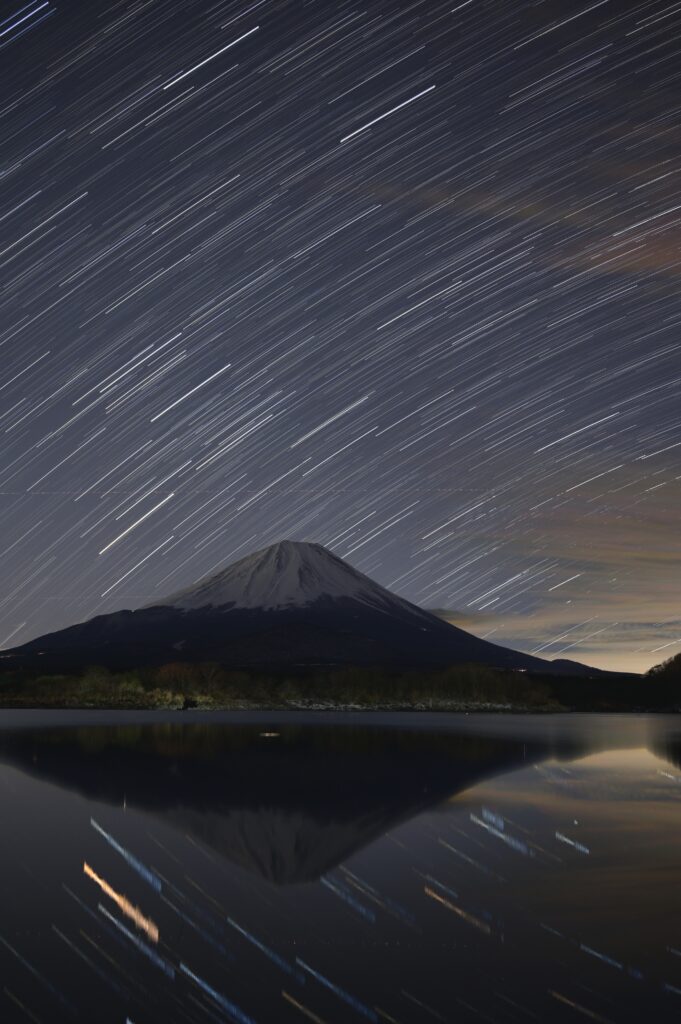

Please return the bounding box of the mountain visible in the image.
[2,539,600,675]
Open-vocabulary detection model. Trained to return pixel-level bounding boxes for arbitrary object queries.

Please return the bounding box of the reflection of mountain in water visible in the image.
[0,722,674,884]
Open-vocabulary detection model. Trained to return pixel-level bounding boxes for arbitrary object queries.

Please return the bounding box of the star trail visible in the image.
[1,0,679,671]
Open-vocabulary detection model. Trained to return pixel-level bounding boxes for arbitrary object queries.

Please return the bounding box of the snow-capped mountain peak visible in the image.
[153,539,427,615]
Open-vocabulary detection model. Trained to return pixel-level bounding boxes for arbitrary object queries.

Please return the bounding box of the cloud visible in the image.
[428,475,681,673]
[351,167,681,280]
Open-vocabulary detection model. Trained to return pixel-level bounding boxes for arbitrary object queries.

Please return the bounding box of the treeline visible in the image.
[0,659,674,711]
[646,651,680,685]
[0,661,557,710]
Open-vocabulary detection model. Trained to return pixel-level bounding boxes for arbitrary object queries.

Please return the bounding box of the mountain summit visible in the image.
[156,539,433,617]
[4,539,596,675]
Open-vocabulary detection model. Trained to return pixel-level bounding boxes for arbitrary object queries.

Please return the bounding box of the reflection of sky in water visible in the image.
[0,714,680,1022]
[445,749,681,974]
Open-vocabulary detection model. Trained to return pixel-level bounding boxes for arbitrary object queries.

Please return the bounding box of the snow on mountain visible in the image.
[154,539,432,618]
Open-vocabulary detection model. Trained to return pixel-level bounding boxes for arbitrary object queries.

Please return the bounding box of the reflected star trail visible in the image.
[0,0,679,671]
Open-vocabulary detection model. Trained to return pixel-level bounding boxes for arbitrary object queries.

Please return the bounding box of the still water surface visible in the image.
[0,711,680,1023]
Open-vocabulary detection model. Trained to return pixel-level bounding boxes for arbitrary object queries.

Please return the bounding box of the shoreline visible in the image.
[0,699,667,713]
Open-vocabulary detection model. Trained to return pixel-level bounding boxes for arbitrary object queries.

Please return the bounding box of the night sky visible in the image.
[1,0,679,672]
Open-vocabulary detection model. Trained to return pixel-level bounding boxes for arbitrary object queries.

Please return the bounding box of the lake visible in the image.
[0,711,680,1023]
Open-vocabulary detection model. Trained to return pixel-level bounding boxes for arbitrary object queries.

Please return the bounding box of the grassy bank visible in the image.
[0,660,674,712]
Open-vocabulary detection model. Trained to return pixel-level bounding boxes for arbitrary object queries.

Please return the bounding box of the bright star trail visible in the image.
[1,0,679,671]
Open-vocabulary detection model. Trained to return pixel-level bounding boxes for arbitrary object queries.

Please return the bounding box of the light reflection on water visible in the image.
[0,711,679,1023]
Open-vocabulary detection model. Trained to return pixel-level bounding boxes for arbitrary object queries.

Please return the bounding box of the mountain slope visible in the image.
[155,540,434,618]
[2,540,599,675]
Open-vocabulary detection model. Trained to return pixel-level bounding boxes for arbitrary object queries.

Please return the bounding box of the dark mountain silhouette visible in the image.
[2,540,603,676]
